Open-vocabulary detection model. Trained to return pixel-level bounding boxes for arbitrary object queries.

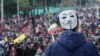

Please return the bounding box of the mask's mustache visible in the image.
[61,21,72,25]
[61,21,72,29]
[68,21,72,24]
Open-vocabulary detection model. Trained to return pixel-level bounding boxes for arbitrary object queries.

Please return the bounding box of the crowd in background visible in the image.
[0,8,100,56]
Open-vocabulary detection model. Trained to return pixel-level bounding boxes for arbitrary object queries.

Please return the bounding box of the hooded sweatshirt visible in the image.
[44,30,99,56]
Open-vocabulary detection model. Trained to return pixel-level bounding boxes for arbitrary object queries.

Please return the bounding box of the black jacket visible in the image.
[24,47,37,56]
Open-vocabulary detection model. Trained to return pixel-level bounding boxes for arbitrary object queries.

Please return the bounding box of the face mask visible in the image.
[59,10,78,29]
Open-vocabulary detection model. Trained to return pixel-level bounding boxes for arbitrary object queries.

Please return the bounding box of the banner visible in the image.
[13,34,26,44]
[4,36,8,42]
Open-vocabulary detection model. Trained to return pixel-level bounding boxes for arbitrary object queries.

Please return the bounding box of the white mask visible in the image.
[59,10,78,29]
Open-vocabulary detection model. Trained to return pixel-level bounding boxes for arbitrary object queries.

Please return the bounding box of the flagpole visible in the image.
[1,0,4,23]
[51,34,55,42]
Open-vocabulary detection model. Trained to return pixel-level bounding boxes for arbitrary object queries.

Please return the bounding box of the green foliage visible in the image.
[46,0,61,7]
[20,0,30,10]
[4,0,17,15]
[3,0,31,15]
[76,0,87,6]
[1,0,83,15]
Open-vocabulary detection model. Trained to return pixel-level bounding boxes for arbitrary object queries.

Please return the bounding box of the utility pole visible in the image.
[17,0,20,21]
[33,0,35,16]
[33,0,36,35]
[1,0,4,23]
[44,0,47,14]
[80,0,81,8]
[61,0,64,11]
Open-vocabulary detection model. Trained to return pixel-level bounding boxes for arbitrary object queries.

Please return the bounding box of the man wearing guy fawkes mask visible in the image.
[44,10,99,56]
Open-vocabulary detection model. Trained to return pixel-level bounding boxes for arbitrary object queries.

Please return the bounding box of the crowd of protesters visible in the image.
[78,8,100,53]
[0,8,100,56]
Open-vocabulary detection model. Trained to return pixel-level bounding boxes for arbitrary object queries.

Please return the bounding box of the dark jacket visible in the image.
[24,47,37,56]
[16,47,23,56]
[44,30,99,56]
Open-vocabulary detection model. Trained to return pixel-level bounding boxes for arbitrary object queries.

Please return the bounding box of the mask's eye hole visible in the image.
[70,15,74,17]
[62,17,66,19]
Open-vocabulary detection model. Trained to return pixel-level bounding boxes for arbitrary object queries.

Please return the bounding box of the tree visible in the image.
[3,0,31,17]
[76,0,87,6]
[4,0,17,15]
[19,0,31,16]
[20,0,30,11]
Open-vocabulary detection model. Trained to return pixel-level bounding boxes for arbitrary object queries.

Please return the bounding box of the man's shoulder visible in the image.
[84,42,99,56]
[85,41,96,47]
[84,41,98,51]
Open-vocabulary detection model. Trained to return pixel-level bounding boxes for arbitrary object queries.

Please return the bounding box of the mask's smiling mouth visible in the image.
[61,22,71,25]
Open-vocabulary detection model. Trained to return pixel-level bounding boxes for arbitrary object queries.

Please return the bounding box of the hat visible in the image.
[59,10,78,29]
